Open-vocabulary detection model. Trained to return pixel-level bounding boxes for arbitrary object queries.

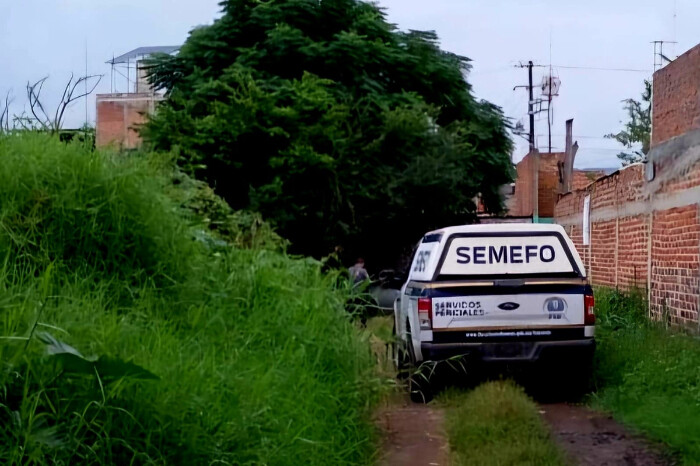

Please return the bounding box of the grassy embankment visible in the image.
[0,134,379,465]
[593,288,700,464]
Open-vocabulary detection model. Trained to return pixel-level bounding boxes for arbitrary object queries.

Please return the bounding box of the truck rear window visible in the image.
[437,232,581,279]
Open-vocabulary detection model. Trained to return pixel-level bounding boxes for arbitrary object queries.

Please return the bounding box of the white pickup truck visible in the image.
[393,224,595,402]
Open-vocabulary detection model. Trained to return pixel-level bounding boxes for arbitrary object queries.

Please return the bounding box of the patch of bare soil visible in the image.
[541,403,674,466]
[377,396,449,466]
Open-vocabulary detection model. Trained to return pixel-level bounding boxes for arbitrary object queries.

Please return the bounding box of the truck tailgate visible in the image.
[429,284,585,329]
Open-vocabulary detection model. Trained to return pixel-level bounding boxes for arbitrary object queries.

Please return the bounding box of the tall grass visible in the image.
[593,288,700,464]
[0,134,378,464]
[441,381,567,466]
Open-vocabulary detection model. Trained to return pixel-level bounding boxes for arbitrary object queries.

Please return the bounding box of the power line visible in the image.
[577,147,632,152]
[545,146,630,152]
[553,64,652,73]
[537,133,619,140]
[470,66,515,76]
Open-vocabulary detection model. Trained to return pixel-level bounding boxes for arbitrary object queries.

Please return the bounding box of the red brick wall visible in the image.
[537,153,563,218]
[96,93,159,149]
[618,215,649,289]
[650,205,700,324]
[572,170,602,191]
[511,151,604,218]
[590,220,617,286]
[648,49,700,323]
[652,44,700,147]
[511,152,536,217]
[553,42,700,327]
[511,152,564,217]
[555,160,700,327]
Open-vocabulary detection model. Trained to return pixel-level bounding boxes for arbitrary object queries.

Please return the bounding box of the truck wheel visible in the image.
[566,355,594,399]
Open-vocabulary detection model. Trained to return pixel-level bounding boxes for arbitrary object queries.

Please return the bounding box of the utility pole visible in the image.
[528,61,535,152]
[529,62,539,224]
[515,61,544,151]
[515,61,546,223]
[548,74,552,154]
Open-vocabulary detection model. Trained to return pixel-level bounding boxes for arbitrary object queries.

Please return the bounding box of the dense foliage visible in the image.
[144,0,513,268]
[594,289,700,463]
[0,134,377,464]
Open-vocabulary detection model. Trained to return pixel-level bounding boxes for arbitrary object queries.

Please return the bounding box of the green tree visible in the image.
[606,80,651,166]
[144,0,513,268]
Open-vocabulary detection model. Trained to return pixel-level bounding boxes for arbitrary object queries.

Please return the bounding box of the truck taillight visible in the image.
[418,297,432,330]
[584,294,595,325]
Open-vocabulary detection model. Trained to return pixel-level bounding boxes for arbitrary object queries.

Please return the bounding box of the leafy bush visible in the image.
[144,0,513,268]
[0,134,378,465]
[593,288,700,464]
[170,170,287,251]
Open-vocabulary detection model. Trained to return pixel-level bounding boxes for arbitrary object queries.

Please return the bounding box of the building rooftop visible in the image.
[107,46,180,65]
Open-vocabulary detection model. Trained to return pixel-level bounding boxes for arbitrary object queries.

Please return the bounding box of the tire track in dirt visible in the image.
[377,397,449,466]
[540,403,674,466]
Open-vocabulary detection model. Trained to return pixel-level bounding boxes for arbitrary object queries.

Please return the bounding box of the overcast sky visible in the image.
[1,0,695,168]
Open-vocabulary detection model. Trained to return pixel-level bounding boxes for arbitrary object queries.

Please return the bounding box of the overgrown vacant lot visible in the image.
[594,289,700,464]
[0,135,378,465]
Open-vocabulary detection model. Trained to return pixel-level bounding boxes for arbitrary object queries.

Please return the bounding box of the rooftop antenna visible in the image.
[85,39,88,128]
[652,40,677,72]
[541,29,561,154]
[548,28,553,154]
[673,0,677,57]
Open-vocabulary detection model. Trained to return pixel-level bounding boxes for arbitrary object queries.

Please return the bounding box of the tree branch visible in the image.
[26,77,51,130]
[23,74,104,134]
[54,74,102,132]
[53,73,74,133]
[0,91,12,132]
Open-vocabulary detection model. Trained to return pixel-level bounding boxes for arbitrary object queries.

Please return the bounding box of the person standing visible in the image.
[347,257,370,326]
[348,258,369,285]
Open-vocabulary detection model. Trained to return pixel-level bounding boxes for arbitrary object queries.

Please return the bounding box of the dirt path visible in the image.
[377,397,449,466]
[540,403,673,466]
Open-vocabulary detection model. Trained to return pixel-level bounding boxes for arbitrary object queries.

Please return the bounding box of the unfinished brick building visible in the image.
[555,43,700,327]
[509,151,604,220]
[95,93,160,149]
[95,46,177,149]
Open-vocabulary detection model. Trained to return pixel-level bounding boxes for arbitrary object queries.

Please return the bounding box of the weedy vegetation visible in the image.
[0,134,379,465]
[441,381,567,466]
[593,288,700,464]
